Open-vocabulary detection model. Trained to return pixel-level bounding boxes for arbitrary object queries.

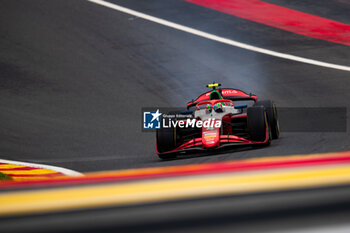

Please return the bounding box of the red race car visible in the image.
[156,83,279,159]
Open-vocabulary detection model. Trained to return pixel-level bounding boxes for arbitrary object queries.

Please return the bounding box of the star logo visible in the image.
[150,109,162,122]
[143,109,162,129]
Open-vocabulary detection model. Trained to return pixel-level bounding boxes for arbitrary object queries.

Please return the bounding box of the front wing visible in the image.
[156,127,270,155]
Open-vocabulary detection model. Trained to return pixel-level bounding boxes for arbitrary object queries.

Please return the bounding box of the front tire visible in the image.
[247,106,271,146]
[156,125,177,159]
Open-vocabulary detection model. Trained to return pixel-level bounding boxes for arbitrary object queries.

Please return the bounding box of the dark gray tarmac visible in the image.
[0,0,349,172]
[2,185,350,233]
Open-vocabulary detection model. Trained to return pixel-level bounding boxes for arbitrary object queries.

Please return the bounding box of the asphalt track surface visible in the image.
[2,185,350,233]
[1,0,350,172]
[1,0,350,232]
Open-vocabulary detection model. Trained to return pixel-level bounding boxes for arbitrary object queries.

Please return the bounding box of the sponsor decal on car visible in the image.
[221,89,238,95]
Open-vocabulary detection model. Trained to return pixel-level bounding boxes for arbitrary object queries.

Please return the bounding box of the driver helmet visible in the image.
[214,102,225,112]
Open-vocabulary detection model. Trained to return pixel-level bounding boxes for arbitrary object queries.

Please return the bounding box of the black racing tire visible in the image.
[247,106,271,146]
[156,124,177,159]
[254,100,279,139]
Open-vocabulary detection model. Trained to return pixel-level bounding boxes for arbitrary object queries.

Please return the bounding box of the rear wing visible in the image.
[187,88,257,109]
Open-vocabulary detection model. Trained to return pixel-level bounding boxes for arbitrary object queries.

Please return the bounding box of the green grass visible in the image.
[0,172,12,181]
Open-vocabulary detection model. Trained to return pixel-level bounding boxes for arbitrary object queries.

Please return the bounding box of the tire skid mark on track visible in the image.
[88,0,350,71]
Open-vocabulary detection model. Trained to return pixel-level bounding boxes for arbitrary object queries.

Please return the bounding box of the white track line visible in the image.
[0,159,83,177]
[88,0,350,72]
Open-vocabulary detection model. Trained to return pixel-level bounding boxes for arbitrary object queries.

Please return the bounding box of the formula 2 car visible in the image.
[156,83,279,159]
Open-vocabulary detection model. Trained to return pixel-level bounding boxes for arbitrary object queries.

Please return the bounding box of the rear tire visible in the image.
[247,106,271,146]
[254,100,279,139]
